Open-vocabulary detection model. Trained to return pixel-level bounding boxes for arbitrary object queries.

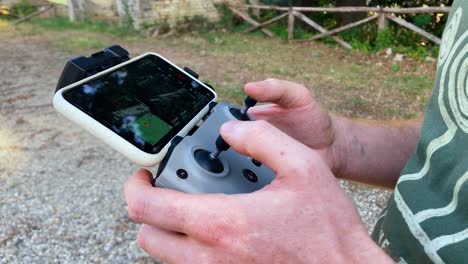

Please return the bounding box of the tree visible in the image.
[368,0,453,6]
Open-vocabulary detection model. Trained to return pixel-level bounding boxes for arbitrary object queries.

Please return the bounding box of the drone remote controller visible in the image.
[155,98,276,194]
[55,45,275,194]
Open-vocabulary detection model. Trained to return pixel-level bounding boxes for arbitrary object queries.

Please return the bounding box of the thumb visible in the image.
[220,120,317,178]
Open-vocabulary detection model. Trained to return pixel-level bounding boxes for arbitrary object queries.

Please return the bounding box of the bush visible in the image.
[10,0,37,17]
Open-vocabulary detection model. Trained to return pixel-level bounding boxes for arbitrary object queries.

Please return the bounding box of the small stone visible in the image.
[385,48,393,57]
[394,53,404,62]
[425,56,436,62]
[104,241,114,252]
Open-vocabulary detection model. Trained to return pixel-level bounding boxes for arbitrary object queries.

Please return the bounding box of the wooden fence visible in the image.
[229,5,451,49]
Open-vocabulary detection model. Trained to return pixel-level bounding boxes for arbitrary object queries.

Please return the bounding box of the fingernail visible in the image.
[245,82,255,88]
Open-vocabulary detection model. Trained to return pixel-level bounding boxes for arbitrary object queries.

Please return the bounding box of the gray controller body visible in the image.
[154,102,276,194]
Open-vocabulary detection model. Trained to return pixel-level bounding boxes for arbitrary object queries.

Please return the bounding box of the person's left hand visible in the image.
[124,120,391,263]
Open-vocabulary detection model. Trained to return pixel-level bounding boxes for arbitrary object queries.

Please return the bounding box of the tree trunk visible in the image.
[335,0,367,27]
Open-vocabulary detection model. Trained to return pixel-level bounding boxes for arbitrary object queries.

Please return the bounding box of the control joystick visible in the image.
[230,96,257,120]
[194,136,230,173]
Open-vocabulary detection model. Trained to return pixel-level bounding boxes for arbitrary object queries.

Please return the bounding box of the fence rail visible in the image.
[230,4,451,49]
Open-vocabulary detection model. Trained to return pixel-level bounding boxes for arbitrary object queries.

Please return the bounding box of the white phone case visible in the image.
[53,52,217,167]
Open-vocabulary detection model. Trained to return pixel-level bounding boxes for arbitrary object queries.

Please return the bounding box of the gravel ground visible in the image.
[0,28,391,263]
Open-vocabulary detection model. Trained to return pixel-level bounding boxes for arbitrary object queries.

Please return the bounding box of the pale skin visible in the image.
[125,79,422,263]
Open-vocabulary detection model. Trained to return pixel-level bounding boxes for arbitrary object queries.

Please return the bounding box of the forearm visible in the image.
[331,116,422,188]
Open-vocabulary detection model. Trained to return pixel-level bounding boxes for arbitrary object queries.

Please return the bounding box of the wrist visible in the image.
[329,115,351,179]
[339,228,394,263]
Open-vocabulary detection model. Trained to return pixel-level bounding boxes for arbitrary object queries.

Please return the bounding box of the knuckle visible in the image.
[244,120,271,153]
[298,84,310,95]
[264,78,280,86]
[127,195,146,222]
[294,84,314,105]
[192,197,237,247]
[245,120,271,146]
[201,222,231,246]
[250,120,271,135]
[203,222,248,257]
[174,204,190,233]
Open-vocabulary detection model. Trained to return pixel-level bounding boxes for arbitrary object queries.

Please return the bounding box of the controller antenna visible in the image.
[210,136,230,160]
[240,96,257,116]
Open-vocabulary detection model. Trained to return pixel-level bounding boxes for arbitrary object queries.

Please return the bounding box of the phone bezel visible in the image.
[53,52,217,167]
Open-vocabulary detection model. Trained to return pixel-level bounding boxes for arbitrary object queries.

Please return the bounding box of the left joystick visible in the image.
[194,136,230,174]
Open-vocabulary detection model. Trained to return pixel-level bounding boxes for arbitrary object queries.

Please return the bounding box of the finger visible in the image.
[220,120,319,177]
[124,170,230,237]
[138,224,206,263]
[244,79,313,108]
[247,104,282,120]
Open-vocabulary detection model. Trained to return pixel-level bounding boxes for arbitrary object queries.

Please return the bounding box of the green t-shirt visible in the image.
[371,1,468,263]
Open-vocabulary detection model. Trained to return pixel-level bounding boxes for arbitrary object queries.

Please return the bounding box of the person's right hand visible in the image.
[245,79,341,174]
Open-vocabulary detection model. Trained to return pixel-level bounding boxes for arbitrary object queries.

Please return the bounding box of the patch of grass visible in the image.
[391,64,400,72]
[350,97,368,107]
[330,64,371,91]
[385,108,417,119]
[9,0,38,18]
[58,37,108,51]
[384,108,401,118]
[216,86,245,105]
[29,16,137,37]
[384,74,433,97]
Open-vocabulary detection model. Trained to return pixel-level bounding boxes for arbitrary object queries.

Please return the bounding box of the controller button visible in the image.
[176,169,188,179]
[242,169,258,183]
[252,159,262,167]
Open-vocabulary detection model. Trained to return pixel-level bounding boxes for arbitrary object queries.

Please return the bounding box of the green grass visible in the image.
[350,97,368,107]
[29,16,137,37]
[384,74,433,97]
[391,64,400,72]
[216,86,245,105]
[58,37,108,51]
[384,108,417,119]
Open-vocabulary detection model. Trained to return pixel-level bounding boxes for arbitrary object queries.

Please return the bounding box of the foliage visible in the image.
[368,0,452,7]
[3,0,37,19]
[238,0,448,58]
[375,28,393,50]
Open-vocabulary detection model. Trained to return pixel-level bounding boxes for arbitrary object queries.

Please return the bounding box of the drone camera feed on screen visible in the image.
[62,54,215,154]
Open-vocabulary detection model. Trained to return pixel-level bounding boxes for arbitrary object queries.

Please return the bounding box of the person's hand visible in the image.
[124,121,392,263]
[244,79,341,174]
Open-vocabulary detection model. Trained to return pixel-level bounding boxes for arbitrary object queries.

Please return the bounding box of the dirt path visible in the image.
[0,23,429,262]
[0,29,156,263]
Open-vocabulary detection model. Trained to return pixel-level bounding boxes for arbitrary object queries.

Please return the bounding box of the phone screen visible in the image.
[62,54,215,154]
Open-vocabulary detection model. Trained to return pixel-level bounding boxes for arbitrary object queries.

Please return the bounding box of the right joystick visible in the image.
[194,96,256,174]
[240,96,257,116]
[230,96,258,121]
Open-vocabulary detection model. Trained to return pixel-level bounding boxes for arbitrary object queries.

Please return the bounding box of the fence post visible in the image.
[288,7,295,41]
[250,0,260,18]
[68,0,75,22]
[378,9,387,31]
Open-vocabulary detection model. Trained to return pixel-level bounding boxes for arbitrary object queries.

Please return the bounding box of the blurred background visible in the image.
[0,0,450,262]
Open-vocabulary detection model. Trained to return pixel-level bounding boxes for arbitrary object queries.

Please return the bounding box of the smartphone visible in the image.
[53,53,217,166]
